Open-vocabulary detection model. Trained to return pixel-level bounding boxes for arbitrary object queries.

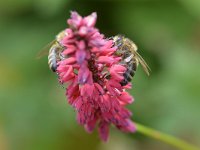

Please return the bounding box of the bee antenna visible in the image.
[59,83,66,89]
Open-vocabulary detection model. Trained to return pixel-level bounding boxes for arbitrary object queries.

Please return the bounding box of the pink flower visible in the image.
[57,11,136,141]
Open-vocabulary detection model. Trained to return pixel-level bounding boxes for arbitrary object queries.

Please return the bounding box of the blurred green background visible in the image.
[0,0,200,150]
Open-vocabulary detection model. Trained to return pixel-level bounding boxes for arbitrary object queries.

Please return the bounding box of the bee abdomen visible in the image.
[48,47,58,72]
[120,62,137,86]
[120,71,134,86]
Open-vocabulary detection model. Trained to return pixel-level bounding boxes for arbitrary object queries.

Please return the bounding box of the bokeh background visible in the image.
[0,0,200,150]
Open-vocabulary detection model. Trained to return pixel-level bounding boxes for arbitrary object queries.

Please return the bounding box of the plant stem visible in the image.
[135,122,200,150]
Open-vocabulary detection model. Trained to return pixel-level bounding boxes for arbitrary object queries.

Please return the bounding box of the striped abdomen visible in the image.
[120,60,138,86]
[48,43,62,72]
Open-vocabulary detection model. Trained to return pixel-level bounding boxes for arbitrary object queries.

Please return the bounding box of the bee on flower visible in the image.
[52,11,137,141]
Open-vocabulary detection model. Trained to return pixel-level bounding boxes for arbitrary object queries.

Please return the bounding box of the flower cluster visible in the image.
[57,11,136,141]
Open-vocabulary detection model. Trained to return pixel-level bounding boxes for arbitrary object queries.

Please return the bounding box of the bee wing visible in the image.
[36,40,56,59]
[135,51,151,76]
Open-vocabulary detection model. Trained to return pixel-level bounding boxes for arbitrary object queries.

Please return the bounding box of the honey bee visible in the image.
[111,35,151,86]
[37,30,66,72]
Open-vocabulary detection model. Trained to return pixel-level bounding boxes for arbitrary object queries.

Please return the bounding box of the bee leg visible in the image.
[104,74,111,79]
[59,52,65,60]
[56,72,66,89]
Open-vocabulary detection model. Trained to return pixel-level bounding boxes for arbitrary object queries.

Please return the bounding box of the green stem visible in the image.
[135,122,200,150]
